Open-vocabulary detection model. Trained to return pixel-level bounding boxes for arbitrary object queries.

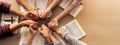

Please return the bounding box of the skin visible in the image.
[9,20,37,32]
[17,0,39,20]
[24,24,58,45]
[40,0,61,19]
[9,4,32,19]
[16,0,58,45]
[39,24,58,43]
[25,24,38,45]
[45,0,58,43]
[48,0,81,30]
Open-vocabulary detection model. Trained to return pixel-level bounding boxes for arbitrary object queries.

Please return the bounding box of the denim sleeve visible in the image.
[21,43,27,45]
[44,42,54,45]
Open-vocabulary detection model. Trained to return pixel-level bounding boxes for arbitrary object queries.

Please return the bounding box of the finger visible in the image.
[48,23,52,28]
[38,27,43,33]
[47,13,51,18]
[55,22,58,27]
[29,25,34,32]
[29,24,33,27]
[42,24,45,27]
[43,24,48,29]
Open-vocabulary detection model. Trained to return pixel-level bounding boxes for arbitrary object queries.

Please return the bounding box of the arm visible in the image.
[47,0,53,8]
[17,0,39,20]
[0,20,37,37]
[54,27,82,45]
[39,24,51,43]
[9,20,37,32]
[50,34,61,45]
[0,1,33,19]
[55,0,81,21]
[46,0,61,12]
[25,24,38,45]
[0,2,26,18]
[9,6,27,19]
[17,0,34,11]
[40,0,61,19]
[48,0,81,28]
[25,32,35,45]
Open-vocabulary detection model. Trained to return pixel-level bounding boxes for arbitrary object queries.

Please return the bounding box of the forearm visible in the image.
[47,0,53,8]
[50,34,57,42]
[44,36,51,43]
[55,0,80,21]
[53,27,64,36]
[0,2,26,19]
[25,33,35,45]
[17,0,34,11]
[9,6,26,18]
[46,0,61,11]
[9,22,24,32]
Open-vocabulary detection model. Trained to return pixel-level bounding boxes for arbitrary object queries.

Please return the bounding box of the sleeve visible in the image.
[0,2,11,14]
[44,42,54,45]
[0,24,13,38]
[21,43,27,45]
[62,33,82,45]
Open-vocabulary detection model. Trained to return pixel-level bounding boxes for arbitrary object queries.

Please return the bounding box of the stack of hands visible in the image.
[20,9,62,43]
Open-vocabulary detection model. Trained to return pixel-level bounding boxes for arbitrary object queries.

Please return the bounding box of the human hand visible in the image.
[20,20,38,26]
[38,24,50,37]
[29,24,38,35]
[26,9,39,20]
[40,10,51,19]
[48,18,58,29]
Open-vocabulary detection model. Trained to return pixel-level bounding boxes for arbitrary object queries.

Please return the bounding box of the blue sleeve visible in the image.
[21,43,27,45]
[44,42,54,45]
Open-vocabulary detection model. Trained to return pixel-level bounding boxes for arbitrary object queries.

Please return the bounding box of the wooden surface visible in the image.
[78,0,120,45]
[1,0,120,45]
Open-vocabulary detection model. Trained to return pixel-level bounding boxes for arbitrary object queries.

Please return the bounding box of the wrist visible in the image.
[30,33,36,36]
[54,16,59,21]
[54,28,64,36]
[19,21,27,26]
[72,0,79,7]
[44,36,51,43]
[27,7,34,11]
[43,34,49,38]
[46,8,51,13]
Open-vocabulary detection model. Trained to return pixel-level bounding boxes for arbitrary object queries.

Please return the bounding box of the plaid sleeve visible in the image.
[0,2,11,14]
[0,24,13,38]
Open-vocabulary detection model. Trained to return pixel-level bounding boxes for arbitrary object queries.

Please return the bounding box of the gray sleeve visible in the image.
[62,33,82,45]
